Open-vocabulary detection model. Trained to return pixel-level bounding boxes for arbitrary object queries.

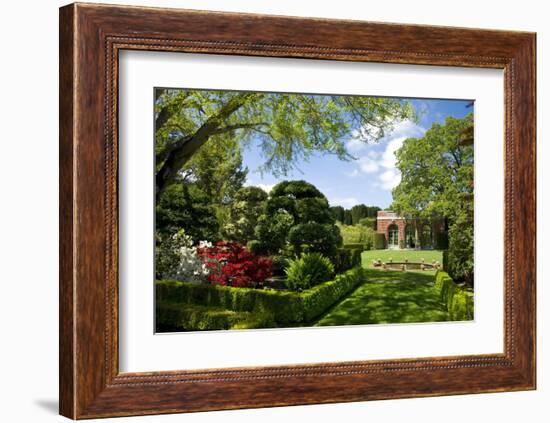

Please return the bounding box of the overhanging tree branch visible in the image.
[155,92,259,199]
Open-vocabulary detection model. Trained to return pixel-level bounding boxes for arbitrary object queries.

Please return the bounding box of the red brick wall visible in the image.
[376,211,445,249]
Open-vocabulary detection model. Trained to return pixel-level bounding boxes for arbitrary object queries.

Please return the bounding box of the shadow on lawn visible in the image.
[315,269,449,326]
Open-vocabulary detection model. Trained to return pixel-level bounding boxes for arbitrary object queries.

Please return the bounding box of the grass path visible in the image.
[314,268,449,326]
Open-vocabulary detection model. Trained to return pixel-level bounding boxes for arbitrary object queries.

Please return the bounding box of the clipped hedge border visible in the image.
[156,303,276,331]
[156,267,365,329]
[434,270,474,321]
[334,248,363,273]
[342,243,364,250]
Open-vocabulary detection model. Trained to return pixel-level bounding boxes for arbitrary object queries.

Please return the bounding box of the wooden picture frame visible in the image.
[59,2,536,419]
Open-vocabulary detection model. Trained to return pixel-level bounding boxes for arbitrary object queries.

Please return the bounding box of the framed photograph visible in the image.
[59,2,536,419]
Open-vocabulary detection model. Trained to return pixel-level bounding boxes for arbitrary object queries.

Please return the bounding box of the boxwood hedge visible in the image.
[435,270,474,321]
[156,303,276,331]
[156,267,365,330]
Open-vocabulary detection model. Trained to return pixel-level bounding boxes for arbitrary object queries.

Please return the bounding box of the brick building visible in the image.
[376,211,446,249]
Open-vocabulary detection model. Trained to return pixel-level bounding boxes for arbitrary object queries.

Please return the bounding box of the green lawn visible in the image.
[362,249,443,274]
[314,268,449,326]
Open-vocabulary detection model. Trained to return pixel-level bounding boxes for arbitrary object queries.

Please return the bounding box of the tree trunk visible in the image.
[155,92,258,201]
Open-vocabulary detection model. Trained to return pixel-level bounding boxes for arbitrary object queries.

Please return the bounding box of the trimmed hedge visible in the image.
[156,303,276,331]
[350,248,362,267]
[435,271,474,321]
[333,248,362,273]
[156,267,365,329]
[333,248,351,273]
[373,232,386,250]
[342,243,364,250]
[300,268,364,322]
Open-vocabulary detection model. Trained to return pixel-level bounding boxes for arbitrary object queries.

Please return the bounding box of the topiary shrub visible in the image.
[285,252,334,291]
[253,212,294,254]
[373,232,386,250]
[254,180,341,255]
[288,223,342,257]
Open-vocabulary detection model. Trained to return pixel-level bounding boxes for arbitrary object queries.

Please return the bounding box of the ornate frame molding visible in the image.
[60,3,535,419]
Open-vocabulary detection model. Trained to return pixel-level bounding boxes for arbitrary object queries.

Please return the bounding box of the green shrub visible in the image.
[222,186,268,243]
[288,223,342,257]
[254,212,294,254]
[337,223,374,245]
[271,255,290,276]
[285,252,334,291]
[435,271,474,321]
[435,232,449,250]
[333,248,352,273]
[156,268,364,328]
[398,239,405,249]
[255,180,341,255]
[363,237,372,251]
[373,233,386,250]
[358,217,377,229]
[247,239,265,255]
[446,203,474,285]
[350,248,362,267]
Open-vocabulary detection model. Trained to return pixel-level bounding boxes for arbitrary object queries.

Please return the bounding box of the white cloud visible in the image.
[346,119,425,191]
[380,136,406,169]
[357,156,379,173]
[346,123,382,153]
[244,178,275,193]
[256,183,275,193]
[344,168,360,178]
[328,197,359,208]
[379,169,401,190]
[346,135,367,153]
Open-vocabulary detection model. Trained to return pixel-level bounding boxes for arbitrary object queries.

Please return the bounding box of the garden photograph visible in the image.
[154,88,475,332]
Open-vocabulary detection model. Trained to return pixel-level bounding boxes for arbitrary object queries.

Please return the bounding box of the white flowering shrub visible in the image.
[155,229,210,283]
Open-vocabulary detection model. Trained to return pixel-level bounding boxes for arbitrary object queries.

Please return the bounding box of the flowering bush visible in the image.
[155,230,210,283]
[198,241,273,287]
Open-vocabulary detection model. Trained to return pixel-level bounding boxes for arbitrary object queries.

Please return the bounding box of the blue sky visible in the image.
[242,97,472,209]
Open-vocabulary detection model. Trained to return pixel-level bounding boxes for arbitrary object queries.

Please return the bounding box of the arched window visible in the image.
[388,224,399,247]
[405,224,415,249]
[421,224,433,249]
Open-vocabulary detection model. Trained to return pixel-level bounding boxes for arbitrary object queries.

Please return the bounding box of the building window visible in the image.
[405,224,415,249]
[388,224,399,247]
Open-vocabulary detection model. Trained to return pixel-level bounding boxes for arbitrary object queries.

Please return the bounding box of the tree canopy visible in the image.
[391,113,474,219]
[155,89,415,198]
[222,186,268,242]
[391,113,474,284]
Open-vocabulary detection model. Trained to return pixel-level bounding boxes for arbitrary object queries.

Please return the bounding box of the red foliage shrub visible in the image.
[198,241,273,287]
